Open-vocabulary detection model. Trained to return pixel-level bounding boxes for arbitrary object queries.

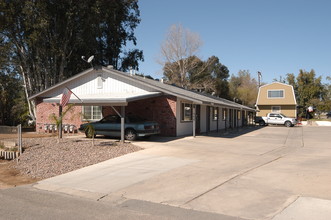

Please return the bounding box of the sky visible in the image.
[130,0,331,84]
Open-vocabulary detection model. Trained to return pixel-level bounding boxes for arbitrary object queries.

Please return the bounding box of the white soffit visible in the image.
[42,92,162,106]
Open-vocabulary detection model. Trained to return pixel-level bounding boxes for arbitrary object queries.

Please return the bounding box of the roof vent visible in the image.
[160,78,164,83]
[129,68,136,76]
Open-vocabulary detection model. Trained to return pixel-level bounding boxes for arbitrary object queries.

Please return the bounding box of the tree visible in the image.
[323,76,331,111]
[160,24,203,87]
[295,69,324,108]
[188,56,230,98]
[0,35,27,125]
[49,104,74,142]
[283,70,326,116]
[229,70,258,107]
[0,0,143,121]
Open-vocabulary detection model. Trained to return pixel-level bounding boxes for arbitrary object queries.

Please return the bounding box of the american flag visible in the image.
[60,88,72,107]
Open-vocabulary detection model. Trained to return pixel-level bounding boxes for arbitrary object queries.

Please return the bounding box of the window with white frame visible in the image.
[82,106,102,121]
[212,107,218,121]
[271,106,281,113]
[181,103,193,121]
[268,90,284,98]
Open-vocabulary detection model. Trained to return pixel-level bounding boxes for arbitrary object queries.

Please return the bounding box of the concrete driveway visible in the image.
[35,126,331,220]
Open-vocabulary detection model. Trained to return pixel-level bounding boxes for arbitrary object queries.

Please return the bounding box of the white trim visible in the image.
[82,106,103,121]
[290,85,297,105]
[42,92,162,106]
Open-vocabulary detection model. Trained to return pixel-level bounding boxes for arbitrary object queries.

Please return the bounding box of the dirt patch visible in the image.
[0,160,39,189]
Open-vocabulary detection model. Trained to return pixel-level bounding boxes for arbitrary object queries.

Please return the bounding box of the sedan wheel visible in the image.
[285,121,292,127]
[125,129,137,141]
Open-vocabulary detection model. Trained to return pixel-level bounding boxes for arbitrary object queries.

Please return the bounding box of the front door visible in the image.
[195,105,201,134]
[229,109,233,128]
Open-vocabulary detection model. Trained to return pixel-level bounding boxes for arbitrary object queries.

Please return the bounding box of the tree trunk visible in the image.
[20,65,36,121]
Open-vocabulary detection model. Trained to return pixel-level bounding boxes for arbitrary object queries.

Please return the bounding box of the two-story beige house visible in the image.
[256,82,297,118]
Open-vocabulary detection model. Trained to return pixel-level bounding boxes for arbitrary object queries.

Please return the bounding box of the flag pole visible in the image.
[59,87,83,139]
[65,87,83,104]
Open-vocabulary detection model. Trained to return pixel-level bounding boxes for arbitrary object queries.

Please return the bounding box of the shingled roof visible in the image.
[29,66,255,111]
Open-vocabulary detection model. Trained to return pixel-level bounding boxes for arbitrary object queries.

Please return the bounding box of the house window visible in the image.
[212,107,218,121]
[268,90,284,98]
[271,106,281,113]
[82,106,102,121]
[222,108,227,121]
[181,103,193,121]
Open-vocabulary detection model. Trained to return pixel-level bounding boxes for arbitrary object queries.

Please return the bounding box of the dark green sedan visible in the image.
[79,115,160,141]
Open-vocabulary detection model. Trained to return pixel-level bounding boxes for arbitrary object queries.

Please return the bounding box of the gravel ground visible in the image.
[10,137,143,179]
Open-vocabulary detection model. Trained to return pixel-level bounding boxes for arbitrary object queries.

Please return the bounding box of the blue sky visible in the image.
[132,0,331,83]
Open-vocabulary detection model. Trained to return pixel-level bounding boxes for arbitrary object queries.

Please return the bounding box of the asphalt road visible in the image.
[0,185,243,220]
[1,125,331,220]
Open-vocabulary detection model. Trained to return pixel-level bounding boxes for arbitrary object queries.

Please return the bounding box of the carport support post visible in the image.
[193,104,196,138]
[120,106,125,143]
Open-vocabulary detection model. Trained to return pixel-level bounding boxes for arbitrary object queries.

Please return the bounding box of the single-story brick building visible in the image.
[29,66,255,138]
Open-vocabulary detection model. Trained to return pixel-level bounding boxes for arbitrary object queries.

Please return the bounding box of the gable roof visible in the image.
[30,66,255,111]
[256,82,297,105]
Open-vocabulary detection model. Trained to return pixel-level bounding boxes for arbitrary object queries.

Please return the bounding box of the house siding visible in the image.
[257,105,297,118]
[41,70,157,99]
[257,83,296,105]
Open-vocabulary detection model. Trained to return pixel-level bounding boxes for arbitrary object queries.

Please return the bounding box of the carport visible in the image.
[41,92,162,142]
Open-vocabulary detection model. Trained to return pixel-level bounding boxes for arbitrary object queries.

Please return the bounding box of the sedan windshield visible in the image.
[99,115,146,123]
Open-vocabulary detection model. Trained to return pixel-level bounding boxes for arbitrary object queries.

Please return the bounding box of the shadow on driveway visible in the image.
[205,125,264,139]
[78,125,265,143]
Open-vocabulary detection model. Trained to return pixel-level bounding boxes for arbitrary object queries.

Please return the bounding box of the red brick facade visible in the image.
[35,98,83,133]
[35,95,177,136]
[127,95,177,136]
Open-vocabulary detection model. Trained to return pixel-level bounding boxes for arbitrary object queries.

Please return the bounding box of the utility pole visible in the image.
[257,71,262,87]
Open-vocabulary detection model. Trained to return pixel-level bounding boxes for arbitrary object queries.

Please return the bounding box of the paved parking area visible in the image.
[35,126,331,220]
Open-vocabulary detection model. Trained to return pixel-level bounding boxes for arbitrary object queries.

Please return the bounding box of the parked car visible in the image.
[327,111,331,119]
[255,113,297,127]
[79,115,160,141]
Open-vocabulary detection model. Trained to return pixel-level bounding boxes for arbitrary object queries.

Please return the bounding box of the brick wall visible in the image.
[128,95,177,136]
[35,99,83,133]
[103,95,177,136]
